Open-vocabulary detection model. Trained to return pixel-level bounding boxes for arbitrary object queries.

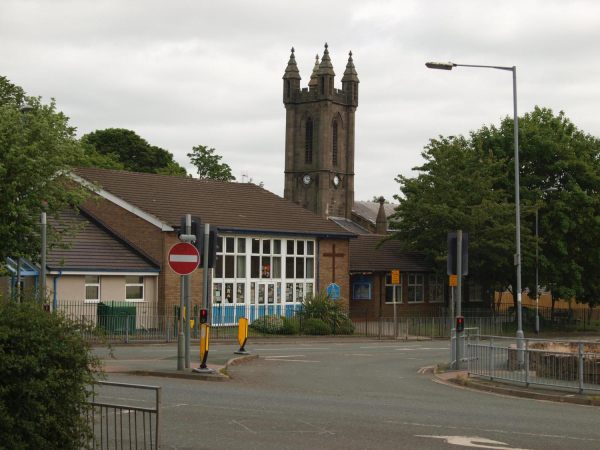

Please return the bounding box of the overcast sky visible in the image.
[3,0,599,203]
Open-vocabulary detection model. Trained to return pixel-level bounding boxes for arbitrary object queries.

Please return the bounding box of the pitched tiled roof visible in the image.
[72,167,354,238]
[350,234,430,272]
[47,208,160,272]
[329,217,371,235]
[353,201,398,226]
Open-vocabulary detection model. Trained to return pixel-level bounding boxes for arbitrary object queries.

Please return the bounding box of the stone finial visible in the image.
[283,46,301,80]
[317,42,335,76]
[341,50,360,83]
[376,197,388,235]
[309,54,320,87]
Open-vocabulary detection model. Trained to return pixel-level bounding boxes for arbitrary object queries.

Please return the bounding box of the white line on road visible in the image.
[416,435,531,449]
[359,345,421,349]
[264,359,319,363]
[262,355,305,358]
[254,347,329,351]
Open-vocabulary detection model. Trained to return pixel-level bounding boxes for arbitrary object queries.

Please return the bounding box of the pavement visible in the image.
[94,336,600,407]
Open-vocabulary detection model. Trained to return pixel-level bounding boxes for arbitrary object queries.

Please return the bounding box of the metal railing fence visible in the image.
[467,336,600,394]
[88,381,161,449]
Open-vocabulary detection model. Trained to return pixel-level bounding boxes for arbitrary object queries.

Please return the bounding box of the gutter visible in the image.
[217,228,357,239]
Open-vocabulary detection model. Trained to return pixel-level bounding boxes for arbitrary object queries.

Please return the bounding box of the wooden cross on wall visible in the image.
[323,244,345,283]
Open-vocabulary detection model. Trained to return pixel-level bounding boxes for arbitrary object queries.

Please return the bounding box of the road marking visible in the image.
[264,359,319,363]
[416,435,530,449]
[391,421,600,443]
[254,347,329,351]
[359,345,421,349]
[262,355,305,358]
[231,420,257,434]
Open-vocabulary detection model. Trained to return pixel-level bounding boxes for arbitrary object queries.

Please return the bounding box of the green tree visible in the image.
[81,128,187,176]
[0,77,92,274]
[187,145,236,181]
[0,301,107,449]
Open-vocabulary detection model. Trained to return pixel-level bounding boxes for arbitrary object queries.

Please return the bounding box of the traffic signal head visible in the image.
[200,309,208,324]
[180,216,203,255]
[456,316,465,332]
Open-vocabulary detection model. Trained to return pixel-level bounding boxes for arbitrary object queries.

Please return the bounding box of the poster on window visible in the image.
[236,283,245,303]
[277,282,281,304]
[268,284,274,303]
[225,283,233,303]
[353,277,372,300]
[286,283,293,302]
[258,284,265,304]
[213,283,222,303]
[296,283,304,302]
[262,265,270,277]
[250,282,255,304]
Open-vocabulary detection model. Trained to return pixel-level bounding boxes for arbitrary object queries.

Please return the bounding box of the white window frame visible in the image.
[469,284,483,302]
[84,275,100,303]
[385,274,402,304]
[407,274,424,303]
[428,274,445,303]
[125,276,145,302]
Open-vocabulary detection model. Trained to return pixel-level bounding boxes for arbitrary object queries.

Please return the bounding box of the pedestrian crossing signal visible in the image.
[456,316,465,332]
[200,309,208,324]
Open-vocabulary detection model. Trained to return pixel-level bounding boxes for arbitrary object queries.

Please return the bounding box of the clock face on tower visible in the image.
[302,174,312,186]
[333,175,340,187]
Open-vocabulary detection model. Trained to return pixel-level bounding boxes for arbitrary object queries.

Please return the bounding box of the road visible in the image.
[98,341,600,449]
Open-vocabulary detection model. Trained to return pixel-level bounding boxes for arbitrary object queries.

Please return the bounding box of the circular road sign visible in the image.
[168,242,200,275]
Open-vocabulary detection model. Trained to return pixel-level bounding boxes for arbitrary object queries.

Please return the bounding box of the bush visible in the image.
[299,291,355,335]
[249,314,285,334]
[281,316,299,335]
[333,314,356,335]
[0,300,107,450]
[301,318,332,335]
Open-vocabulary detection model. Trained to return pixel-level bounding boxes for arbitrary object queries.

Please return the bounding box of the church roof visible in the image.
[73,167,355,238]
[47,207,160,272]
[353,201,398,226]
[341,51,360,83]
[317,43,335,76]
[349,235,430,273]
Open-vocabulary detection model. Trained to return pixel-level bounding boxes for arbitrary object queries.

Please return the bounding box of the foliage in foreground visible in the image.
[0,301,108,450]
[300,291,355,335]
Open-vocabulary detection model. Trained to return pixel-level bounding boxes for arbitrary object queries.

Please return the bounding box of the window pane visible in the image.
[429,274,437,284]
[274,240,281,255]
[258,284,265,304]
[237,238,246,253]
[273,257,281,278]
[215,254,223,278]
[416,286,424,302]
[262,239,271,255]
[217,236,223,253]
[268,284,274,304]
[225,283,234,303]
[86,286,99,300]
[297,240,304,255]
[396,286,402,301]
[286,257,294,278]
[296,258,304,278]
[306,258,314,278]
[126,276,143,284]
[237,255,246,278]
[386,274,391,284]
[287,240,294,255]
[225,255,235,278]
[261,256,271,278]
[250,282,256,304]
[295,283,304,302]
[307,241,314,255]
[276,282,281,304]
[236,283,245,303]
[385,286,393,302]
[251,256,260,278]
[213,283,222,303]
[252,238,260,254]
[226,237,234,253]
[417,275,423,284]
[85,275,99,284]
[126,286,143,300]
[306,283,313,297]
[286,283,293,302]
[409,275,415,285]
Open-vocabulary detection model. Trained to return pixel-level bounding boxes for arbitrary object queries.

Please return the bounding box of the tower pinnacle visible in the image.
[282,47,301,80]
[317,42,335,76]
[308,54,320,87]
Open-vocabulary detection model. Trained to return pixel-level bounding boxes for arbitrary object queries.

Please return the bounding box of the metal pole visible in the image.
[513,67,525,368]
[456,230,462,369]
[185,214,191,369]
[535,207,539,334]
[177,275,184,370]
[202,224,210,311]
[393,279,397,339]
[40,212,46,304]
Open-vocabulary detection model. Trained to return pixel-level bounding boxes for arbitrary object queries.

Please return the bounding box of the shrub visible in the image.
[249,314,285,334]
[301,318,332,335]
[281,316,299,335]
[0,300,108,450]
[333,313,356,335]
[299,291,355,335]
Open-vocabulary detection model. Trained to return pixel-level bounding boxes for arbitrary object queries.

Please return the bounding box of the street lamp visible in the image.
[535,187,558,334]
[426,61,526,364]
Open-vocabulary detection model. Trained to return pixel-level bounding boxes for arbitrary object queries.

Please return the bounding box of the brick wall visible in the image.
[318,238,350,306]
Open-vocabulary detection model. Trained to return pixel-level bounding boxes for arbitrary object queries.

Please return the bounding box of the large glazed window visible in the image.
[213,236,315,304]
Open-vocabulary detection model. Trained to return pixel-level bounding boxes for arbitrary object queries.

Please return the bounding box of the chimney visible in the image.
[376,197,387,234]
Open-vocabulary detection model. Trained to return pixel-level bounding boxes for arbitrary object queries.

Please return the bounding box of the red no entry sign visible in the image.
[168,242,200,275]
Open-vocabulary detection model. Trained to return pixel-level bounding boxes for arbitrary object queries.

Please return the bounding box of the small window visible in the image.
[332,120,338,166]
[287,240,295,255]
[385,274,401,303]
[251,238,260,254]
[305,118,313,164]
[125,276,144,301]
[429,275,444,303]
[262,239,271,255]
[226,237,235,253]
[237,237,246,254]
[408,274,424,303]
[85,275,100,302]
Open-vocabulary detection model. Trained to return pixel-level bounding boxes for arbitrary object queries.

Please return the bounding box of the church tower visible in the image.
[283,44,359,219]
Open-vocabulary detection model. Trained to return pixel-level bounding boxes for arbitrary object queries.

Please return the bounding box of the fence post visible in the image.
[156,387,162,449]
[490,336,494,380]
[166,316,170,343]
[525,339,530,387]
[126,316,130,344]
[365,308,368,336]
[432,317,435,340]
[579,342,584,394]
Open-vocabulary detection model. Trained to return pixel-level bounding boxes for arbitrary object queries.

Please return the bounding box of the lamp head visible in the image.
[19,105,34,113]
[425,62,456,70]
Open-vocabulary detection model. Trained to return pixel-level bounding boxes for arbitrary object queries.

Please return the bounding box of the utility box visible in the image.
[97,301,136,334]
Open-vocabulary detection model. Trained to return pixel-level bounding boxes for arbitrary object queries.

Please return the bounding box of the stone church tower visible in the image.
[282,43,359,219]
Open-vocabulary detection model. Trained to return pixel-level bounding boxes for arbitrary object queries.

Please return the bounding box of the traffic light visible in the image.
[456,316,465,332]
[447,232,469,276]
[180,216,202,255]
[200,308,208,324]
[199,225,218,268]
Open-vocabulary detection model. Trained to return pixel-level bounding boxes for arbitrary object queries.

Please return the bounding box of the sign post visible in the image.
[169,230,200,371]
[392,270,400,339]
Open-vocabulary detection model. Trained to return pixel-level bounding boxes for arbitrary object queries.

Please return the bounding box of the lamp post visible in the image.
[535,187,558,334]
[426,61,525,365]
[15,105,34,301]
